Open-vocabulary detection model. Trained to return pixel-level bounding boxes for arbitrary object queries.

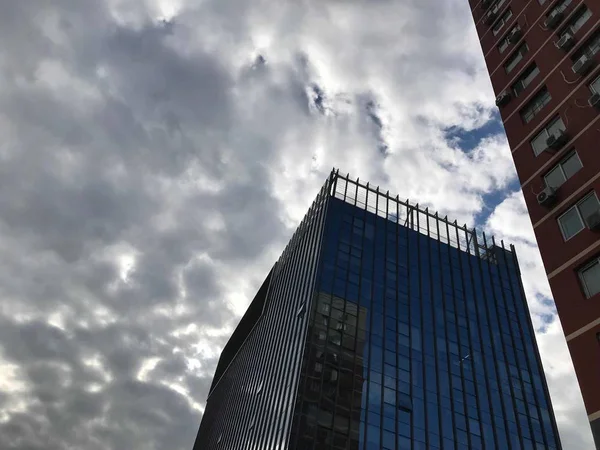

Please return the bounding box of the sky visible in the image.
[0,0,594,449]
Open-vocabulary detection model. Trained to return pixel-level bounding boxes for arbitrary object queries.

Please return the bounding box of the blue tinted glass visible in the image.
[291,197,561,450]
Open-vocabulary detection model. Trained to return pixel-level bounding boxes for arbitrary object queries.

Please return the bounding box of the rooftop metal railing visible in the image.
[328,169,514,264]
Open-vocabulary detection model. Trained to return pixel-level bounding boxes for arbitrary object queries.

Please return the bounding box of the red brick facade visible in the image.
[468,0,600,446]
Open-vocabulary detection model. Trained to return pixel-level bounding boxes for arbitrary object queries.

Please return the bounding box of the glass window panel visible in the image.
[520,88,552,123]
[367,424,380,447]
[558,207,584,240]
[591,76,600,94]
[581,260,600,297]
[383,415,395,431]
[382,430,395,449]
[578,193,600,221]
[544,165,566,188]
[505,43,528,73]
[513,64,541,96]
[368,382,382,409]
[384,387,395,405]
[547,117,566,136]
[571,6,592,33]
[531,131,549,156]
[398,436,411,450]
[493,10,513,36]
[524,65,540,85]
[562,152,583,179]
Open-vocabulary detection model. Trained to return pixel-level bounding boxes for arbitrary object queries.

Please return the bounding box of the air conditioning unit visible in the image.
[589,92,600,109]
[572,54,595,75]
[546,129,568,151]
[495,91,512,107]
[544,9,564,29]
[555,32,575,51]
[484,10,498,25]
[585,210,600,231]
[537,186,557,207]
[508,28,523,44]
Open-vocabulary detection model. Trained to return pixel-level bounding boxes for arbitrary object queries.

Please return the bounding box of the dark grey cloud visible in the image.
[0,1,285,448]
[0,0,591,449]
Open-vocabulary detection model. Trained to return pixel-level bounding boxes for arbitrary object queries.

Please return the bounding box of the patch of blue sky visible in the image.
[474,181,520,228]
[445,110,505,153]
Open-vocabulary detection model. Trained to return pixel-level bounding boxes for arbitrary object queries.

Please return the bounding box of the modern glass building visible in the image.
[193,170,562,450]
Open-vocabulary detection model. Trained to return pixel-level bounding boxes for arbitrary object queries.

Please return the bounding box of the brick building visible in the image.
[468,0,600,446]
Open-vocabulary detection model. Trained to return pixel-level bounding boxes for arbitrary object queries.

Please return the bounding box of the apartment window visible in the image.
[488,0,507,12]
[531,116,566,156]
[505,43,529,74]
[591,75,600,93]
[498,36,511,54]
[561,6,592,36]
[498,25,521,54]
[550,0,573,15]
[573,30,600,61]
[493,9,513,36]
[520,87,552,123]
[579,257,600,298]
[512,64,540,97]
[557,192,600,240]
[544,151,582,188]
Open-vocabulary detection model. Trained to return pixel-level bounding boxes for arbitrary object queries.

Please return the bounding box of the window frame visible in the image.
[557,191,600,241]
[543,150,582,188]
[590,75,600,94]
[531,116,566,156]
[520,87,552,123]
[498,24,520,54]
[549,0,572,16]
[563,6,592,35]
[573,30,600,61]
[578,256,600,298]
[493,9,513,36]
[512,63,540,97]
[505,43,529,74]
[498,36,511,54]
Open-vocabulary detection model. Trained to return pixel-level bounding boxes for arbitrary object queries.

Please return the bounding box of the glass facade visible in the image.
[193,171,562,450]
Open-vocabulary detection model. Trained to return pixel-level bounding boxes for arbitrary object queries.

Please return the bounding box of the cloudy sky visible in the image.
[0,0,594,449]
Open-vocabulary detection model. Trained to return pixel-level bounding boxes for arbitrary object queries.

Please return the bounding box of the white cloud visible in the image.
[0,0,593,448]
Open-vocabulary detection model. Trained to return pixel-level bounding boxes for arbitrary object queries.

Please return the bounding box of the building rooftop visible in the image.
[328,168,515,264]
